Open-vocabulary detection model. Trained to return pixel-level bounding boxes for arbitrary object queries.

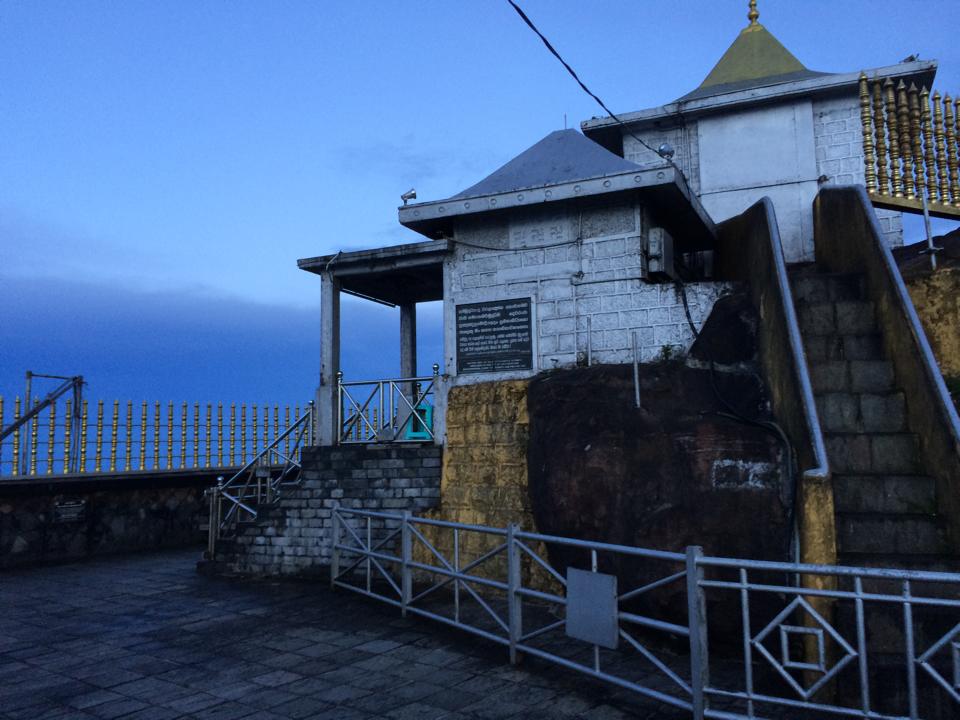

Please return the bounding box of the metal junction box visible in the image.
[645,227,677,282]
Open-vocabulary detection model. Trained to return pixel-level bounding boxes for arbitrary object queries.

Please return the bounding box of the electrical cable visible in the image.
[505,0,692,186]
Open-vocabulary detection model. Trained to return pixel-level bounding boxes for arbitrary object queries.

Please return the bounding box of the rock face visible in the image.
[526,293,791,642]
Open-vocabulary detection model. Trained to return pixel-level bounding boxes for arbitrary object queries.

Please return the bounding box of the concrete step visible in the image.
[833,474,937,514]
[836,513,949,555]
[816,391,906,433]
[803,333,885,362]
[810,360,895,394]
[790,272,866,305]
[797,300,877,337]
[825,432,919,474]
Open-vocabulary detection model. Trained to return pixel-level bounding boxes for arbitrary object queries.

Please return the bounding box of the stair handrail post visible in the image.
[400,510,413,616]
[686,545,709,720]
[330,501,341,589]
[308,399,315,447]
[207,475,224,558]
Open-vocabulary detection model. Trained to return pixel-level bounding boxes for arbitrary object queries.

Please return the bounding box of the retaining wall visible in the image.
[0,470,218,569]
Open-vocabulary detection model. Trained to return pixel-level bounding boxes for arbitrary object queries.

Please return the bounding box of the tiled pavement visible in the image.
[0,549,689,720]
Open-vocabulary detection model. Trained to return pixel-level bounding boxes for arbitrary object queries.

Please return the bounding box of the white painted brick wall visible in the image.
[622,121,701,195]
[446,202,733,378]
[813,96,903,247]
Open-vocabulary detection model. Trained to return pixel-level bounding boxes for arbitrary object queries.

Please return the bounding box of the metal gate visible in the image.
[331,506,960,719]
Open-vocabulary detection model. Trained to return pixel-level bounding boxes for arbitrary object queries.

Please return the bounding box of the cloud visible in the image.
[0,277,443,408]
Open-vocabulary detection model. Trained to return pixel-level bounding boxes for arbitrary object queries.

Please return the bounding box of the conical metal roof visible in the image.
[452,129,644,200]
[678,2,828,102]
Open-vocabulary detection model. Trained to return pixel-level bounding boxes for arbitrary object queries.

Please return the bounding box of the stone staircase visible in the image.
[790,267,954,569]
[198,444,442,577]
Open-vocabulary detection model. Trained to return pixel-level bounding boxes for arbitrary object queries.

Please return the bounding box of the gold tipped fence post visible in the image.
[11,398,21,477]
[180,402,187,468]
[125,401,133,471]
[885,79,903,197]
[63,399,72,474]
[229,403,236,466]
[241,404,247,464]
[897,81,914,198]
[153,401,160,469]
[284,406,291,458]
[922,87,937,201]
[909,83,923,198]
[205,404,212,468]
[46,402,56,475]
[167,402,174,469]
[79,400,88,473]
[873,82,889,194]
[946,96,959,205]
[193,403,200,468]
[109,400,119,472]
[139,401,147,470]
[273,406,279,462]
[93,400,103,473]
[217,403,223,467]
[860,73,877,193]
[953,98,960,206]
[934,91,948,202]
[29,399,40,475]
[252,405,258,456]
[262,406,268,459]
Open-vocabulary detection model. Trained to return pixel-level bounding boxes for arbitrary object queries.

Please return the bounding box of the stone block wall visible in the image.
[448,204,733,374]
[217,445,441,576]
[813,95,903,246]
[622,122,701,195]
[0,473,212,569]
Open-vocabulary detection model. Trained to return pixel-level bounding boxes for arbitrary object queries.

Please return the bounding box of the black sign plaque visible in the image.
[53,499,86,524]
[456,298,533,374]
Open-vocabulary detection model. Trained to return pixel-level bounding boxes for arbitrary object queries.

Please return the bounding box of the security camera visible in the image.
[401,188,417,205]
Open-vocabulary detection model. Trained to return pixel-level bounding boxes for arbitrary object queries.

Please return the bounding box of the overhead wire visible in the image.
[505,0,691,185]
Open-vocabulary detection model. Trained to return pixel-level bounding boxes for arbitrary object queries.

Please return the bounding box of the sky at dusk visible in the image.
[3,0,960,409]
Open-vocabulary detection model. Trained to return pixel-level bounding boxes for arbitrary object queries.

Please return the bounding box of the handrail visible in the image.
[814,185,960,552]
[337,368,439,444]
[715,198,832,557]
[206,402,314,555]
[719,197,830,480]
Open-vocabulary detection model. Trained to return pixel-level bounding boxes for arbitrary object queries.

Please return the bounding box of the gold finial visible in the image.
[153,401,161,469]
[12,397,20,477]
[748,0,759,26]
[193,403,200,468]
[217,403,224,467]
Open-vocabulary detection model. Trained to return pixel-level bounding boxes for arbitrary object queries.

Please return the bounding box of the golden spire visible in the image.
[748,0,760,26]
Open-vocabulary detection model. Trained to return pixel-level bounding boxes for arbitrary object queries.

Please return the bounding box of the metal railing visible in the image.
[206,403,313,554]
[337,366,439,444]
[332,507,960,719]
[0,395,307,478]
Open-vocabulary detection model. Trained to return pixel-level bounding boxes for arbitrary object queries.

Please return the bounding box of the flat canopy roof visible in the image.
[298,239,450,306]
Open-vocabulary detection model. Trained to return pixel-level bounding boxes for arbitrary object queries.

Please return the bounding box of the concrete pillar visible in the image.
[399,303,417,379]
[316,271,341,446]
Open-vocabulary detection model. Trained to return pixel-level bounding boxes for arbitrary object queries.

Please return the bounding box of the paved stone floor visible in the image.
[0,549,689,720]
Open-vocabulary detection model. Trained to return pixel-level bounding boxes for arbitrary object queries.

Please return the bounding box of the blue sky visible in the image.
[2,0,959,408]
